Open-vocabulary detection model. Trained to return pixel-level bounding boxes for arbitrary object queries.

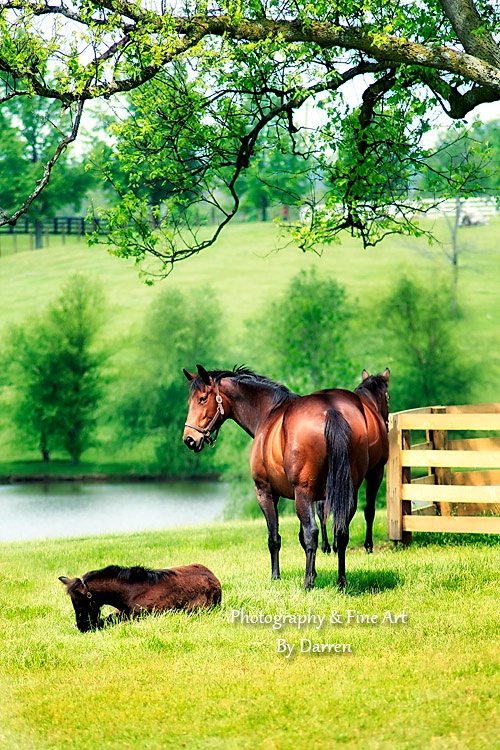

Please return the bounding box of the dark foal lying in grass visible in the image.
[59,563,222,632]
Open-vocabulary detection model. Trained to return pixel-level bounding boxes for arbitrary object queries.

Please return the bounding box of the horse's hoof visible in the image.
[364,544,373,554]
[304,573,316,589]
[271,574,281,580]
[337,576,347,590]
[322,544,332,555]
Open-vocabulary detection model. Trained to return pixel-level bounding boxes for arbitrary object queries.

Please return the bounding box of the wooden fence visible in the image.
[386,404,500,542]
[0,216,100,236]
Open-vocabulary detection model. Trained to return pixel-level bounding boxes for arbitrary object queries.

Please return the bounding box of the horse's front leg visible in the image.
[295,490,319,589]
[254,482,281,580]
[316,499,331,554]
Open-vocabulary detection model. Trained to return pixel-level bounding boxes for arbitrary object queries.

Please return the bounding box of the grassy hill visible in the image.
[0,218,499,472]
[1,219,499,350]
[0,515,498,749]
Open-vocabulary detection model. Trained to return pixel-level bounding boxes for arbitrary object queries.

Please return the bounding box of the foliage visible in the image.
[0,95,93,245]
[1,274,106,463]
[5,2,500,271]
[248,267,357,393]
[381,276,475,410]
[115,285,229,474]
[236,130,314,221]
[414,122,495,297]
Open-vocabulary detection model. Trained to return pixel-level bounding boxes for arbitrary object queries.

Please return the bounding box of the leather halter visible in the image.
[185,383,225,447]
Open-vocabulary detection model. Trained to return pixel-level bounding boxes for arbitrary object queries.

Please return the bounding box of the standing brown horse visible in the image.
[183,365,389,589]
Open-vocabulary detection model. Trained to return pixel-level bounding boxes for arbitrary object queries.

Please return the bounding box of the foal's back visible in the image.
[125,563,221,613]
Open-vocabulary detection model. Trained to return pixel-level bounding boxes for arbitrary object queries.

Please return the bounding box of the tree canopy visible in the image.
[3,0,500,272]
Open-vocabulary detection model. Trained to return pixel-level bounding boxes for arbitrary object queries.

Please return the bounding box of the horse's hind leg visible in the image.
[336,530,349,589]
[295,491,319,589]
[364,465,384,553]
[316,499,332,554]
[255,484,281,580]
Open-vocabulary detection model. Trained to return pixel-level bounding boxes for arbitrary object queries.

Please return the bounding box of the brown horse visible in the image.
[183,365,389,589]
[59,563,221,631]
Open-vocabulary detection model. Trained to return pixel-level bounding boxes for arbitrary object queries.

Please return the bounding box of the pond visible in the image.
[0,480,229,542]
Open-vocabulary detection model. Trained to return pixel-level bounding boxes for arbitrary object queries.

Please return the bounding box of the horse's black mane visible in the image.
[81,565,175,588]
[190,365,298,410]
[354,374,389,399]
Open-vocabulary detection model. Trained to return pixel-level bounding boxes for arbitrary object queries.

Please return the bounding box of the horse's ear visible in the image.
[383,368,390,381]
[59,576,70,585]
[183,368,196,382]
[196,364,211,385]
[362,369,370,381]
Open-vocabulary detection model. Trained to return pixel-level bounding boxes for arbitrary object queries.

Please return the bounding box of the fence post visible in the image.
[401,428,413,545]
[386,413,403,541]
[429,406,453,516]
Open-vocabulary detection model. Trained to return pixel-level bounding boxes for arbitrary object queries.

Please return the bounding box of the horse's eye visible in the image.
[199,394,208,404]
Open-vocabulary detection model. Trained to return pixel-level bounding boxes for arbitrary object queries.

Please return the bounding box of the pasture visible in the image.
[0,218,499,374]
[0,221,499,747]
[0,514,499,749]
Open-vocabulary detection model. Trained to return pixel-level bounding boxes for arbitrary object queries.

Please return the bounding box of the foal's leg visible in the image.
[255,483,281,579]
[295,490,319,589]
[316,499,332,554]
[364,465,384,553]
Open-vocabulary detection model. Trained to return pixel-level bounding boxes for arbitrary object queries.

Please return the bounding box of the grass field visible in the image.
[1,223,499,748]
[0,218,499,361]
[1,217,499,471]
[0,513,499,749]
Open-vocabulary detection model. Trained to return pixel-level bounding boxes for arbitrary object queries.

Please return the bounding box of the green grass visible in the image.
[0,218,499,355]
[0,515,498,749]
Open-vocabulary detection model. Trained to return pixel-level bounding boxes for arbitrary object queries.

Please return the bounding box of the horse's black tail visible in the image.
[324,408,354,537]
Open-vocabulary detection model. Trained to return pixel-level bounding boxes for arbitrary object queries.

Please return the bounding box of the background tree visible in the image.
[381,276,475,411]
[237,131,314,222]
[248,267,357,393]
[47,274,107,463]
[5,2,500,272]
[417,121,495,307]
[0,93,93,247]
[115,286,227,474]
[2,274,106,463]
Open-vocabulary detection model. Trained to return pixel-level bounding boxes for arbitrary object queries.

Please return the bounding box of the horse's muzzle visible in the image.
[184,434,204,452]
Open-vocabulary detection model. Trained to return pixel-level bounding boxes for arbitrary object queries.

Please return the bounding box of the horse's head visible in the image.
[358,368,390,426]
[59,576,102,632]
[183,365,226,452]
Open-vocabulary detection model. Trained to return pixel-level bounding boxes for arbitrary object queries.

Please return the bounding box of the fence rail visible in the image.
[0,216,102,236]
[419,196,498,218]
[386,404,500,542]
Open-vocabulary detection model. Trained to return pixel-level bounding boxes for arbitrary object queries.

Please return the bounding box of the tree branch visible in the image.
[439,0,500,68]
[0,100,85,226]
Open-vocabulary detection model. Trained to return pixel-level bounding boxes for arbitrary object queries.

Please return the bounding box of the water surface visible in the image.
[0,481,229,541]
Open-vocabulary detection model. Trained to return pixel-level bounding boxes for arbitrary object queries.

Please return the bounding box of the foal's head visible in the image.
[59,576,102,632]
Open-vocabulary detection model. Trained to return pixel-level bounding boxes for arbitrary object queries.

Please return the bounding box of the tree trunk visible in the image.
[35,219,43,249]
[261,196,268,222]
[40,434,50,462]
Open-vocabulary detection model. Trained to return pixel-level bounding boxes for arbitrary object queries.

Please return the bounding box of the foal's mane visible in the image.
[189,365,298,410]
[81,565,175,587]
